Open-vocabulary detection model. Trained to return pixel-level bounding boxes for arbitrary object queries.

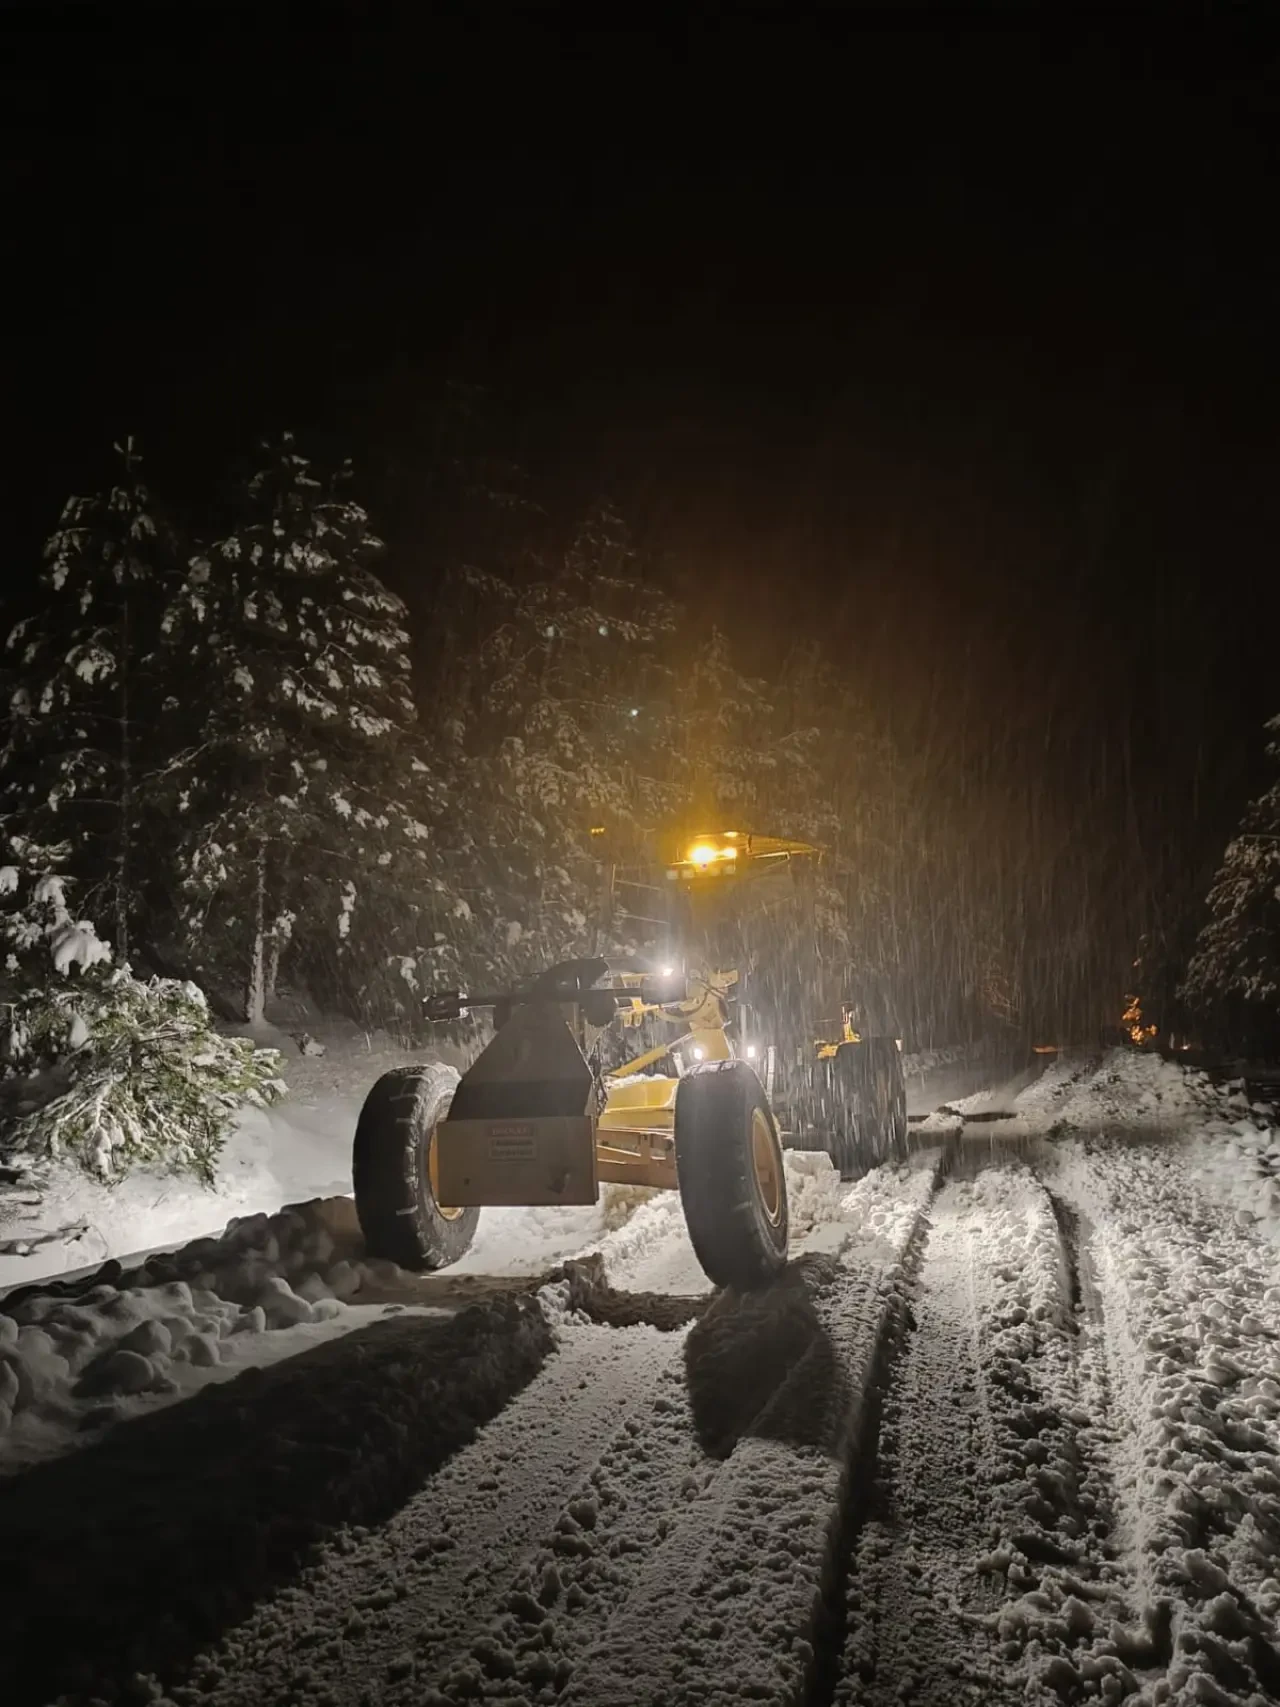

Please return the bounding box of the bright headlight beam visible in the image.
[687,842,738,866]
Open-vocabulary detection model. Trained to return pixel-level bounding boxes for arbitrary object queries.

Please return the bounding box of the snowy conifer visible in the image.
[155,436,438,1023]
[2,442,176,956]
[432,503,682,986]
[1180,712,1280,1046]
[0,843,282,1181]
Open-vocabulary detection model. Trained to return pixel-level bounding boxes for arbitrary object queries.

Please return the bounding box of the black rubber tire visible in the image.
[674,1060,789,1290]
[875,1038,910,1160]
[353,1063,480,1271]
[828,1038,907,1178]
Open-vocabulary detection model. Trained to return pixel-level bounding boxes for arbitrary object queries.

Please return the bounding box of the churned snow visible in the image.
[1013,1047,1280,1247]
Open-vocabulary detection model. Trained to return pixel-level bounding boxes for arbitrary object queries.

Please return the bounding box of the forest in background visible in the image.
[3,430,1277,1105]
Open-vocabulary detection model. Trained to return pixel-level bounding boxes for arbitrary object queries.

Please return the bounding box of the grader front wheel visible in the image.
[353,1062,480,1271]
[675,1060,789,1289]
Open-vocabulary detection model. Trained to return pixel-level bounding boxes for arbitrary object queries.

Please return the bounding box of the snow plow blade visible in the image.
[433,1114,598,1205]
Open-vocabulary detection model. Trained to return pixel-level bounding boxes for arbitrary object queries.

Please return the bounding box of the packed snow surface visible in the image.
[5,1046,1280,1707]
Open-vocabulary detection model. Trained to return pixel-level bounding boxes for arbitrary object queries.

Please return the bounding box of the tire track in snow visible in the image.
[0,1297,555,1707]
[158,1322,690,1707]
[1047,1138,1280,1705]
[834,1160,1147,1707]
[835,1174,1022,1706]
[14,1149,946,1707]
[560,1150,944,1707]
[212,1152,943,1707]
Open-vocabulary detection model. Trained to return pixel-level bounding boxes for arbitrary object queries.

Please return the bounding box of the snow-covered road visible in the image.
[3,1051,1280,1707]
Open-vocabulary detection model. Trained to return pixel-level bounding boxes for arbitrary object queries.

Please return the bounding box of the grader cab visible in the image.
[353,831,907,1290]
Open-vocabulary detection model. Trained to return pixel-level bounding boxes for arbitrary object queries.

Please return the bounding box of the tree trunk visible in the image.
[246,843,267,1026]
[266,932,282,1006]
[116,598,131,960]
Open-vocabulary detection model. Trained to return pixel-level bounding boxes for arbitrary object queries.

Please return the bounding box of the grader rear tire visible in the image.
[874,1038,909,1160]
[829,1038,907,1178]
[675,1061,788,1290]
[353,1063,480,1271]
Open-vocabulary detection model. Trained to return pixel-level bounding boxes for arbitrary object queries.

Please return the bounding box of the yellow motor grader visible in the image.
[353,831,907,1289]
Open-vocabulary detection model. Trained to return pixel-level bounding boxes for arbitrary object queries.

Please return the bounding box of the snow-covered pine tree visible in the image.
[0,840,282,1182]
[1180,711,1280,1050]
[2,442,177,958]
[429,502,683,987]
[154,435,440,1025]
[672,626,778,830]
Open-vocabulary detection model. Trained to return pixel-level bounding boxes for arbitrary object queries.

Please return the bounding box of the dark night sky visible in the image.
[5,6,1279,829]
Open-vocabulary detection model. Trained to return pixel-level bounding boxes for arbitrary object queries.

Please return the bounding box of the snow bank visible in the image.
[0,1193,424,1472]
[0,1096,354,1293]
[0,1020,451,1291]
[1185,1106,1280,1247]
[1013,1048,1280,1248]
[900,1039,1000,1077]
[1014,1047,1216,1134]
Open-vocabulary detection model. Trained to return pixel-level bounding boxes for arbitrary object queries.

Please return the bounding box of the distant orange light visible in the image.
[1121,995,1157,1046]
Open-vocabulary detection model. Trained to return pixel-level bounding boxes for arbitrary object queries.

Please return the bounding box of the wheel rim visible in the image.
[427,1125,464,1221]
[751,1108,784,1226]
